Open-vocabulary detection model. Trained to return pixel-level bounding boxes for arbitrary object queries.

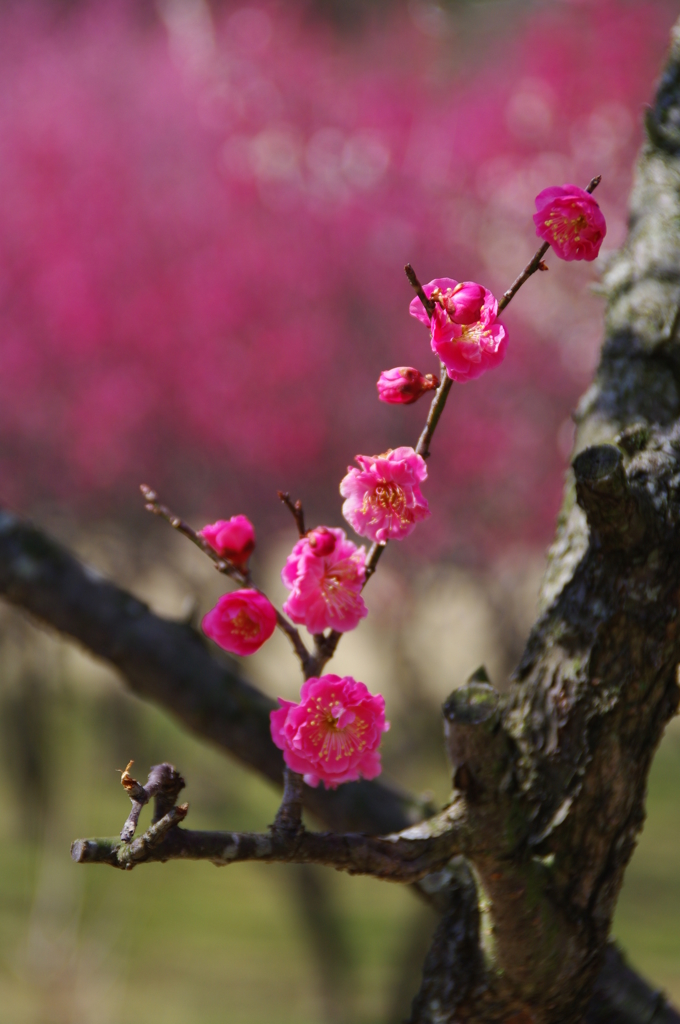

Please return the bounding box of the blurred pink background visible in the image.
[0,0,675,557]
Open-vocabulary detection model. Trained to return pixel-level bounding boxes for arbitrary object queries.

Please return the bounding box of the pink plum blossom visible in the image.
[270,674,389,788]
[199,516,255,566]
[377,367,439,405]
[202,589,277,656]
[533,185,607,261]
[340,447,430,543]
[282,527,367,634]
[410,279,508,383]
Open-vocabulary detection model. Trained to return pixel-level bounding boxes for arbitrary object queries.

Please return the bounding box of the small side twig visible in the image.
[277,491,306,538]
[405,263,436,320]
[141,485,314,676]
[140,485,249,584]
[119,761,186,843]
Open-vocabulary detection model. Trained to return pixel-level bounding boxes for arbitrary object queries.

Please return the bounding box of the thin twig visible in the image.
[141,486,313,676]
[119,761,186,843]
[415,364,453,460]
[277,491,307,538]
[405,263,437,319]
[140,485,248,584]
[498,174,602,313]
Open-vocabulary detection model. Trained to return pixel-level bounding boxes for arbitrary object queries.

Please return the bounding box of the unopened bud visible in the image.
[376,367,439,405]
[307,527,337,557]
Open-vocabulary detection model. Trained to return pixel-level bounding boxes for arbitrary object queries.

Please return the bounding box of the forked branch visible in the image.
[72,761,470,879]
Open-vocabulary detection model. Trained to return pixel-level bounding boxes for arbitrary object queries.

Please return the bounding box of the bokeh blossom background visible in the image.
[1,2,680,1023]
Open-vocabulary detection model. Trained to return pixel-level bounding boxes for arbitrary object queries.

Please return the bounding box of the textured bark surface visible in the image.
[410,21,680,1024]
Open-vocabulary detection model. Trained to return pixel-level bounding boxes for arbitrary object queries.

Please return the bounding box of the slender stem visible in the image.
[140,485,248,584]
[278,491,306,538]
[415,364,453,459]
[405,263,436,318]
[498,174,602,313]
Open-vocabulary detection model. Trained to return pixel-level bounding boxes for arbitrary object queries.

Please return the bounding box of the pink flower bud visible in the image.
[270,674,389,788]
[306,527,337,557]
[340,446,430,543]
[376,367,439,405]
[409,277,508,383]
[202,589,276,656]
[533,184,606,261]
[281,527,367,634]
[199,515,255,566]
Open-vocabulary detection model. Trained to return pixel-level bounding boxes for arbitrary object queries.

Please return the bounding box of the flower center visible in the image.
[305,697,368,761]
[545,207,588,246]
[230,608,261,639]
[458,321,494,351]
[320,559,362,613]
[361,480,406,520]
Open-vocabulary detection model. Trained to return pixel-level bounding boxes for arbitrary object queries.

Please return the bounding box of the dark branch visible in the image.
[586,943,680,1024]
[119,761,185,842]
[72,795,470,880]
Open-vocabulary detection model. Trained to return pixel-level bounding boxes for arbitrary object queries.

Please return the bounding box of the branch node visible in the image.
[573,444,647,549]
[120,762,186,843]
[443,678,503,798]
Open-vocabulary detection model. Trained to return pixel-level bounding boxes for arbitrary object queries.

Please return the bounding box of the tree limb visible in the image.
[71,795,470,880]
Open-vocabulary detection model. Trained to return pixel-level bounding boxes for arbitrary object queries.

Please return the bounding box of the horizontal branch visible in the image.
[72,803,470,881]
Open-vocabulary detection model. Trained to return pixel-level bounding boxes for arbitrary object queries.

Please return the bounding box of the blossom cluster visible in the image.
[198,177,607,785]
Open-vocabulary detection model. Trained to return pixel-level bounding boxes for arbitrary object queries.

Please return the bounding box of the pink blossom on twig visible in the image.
[270,674,389,788]
[410,278,508,383]
[202,589,276,656]
[199,516,256,566]
[281,527,367,634]
[340,447,430,543]
[533,185,606,261]
[377,367,439,405]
